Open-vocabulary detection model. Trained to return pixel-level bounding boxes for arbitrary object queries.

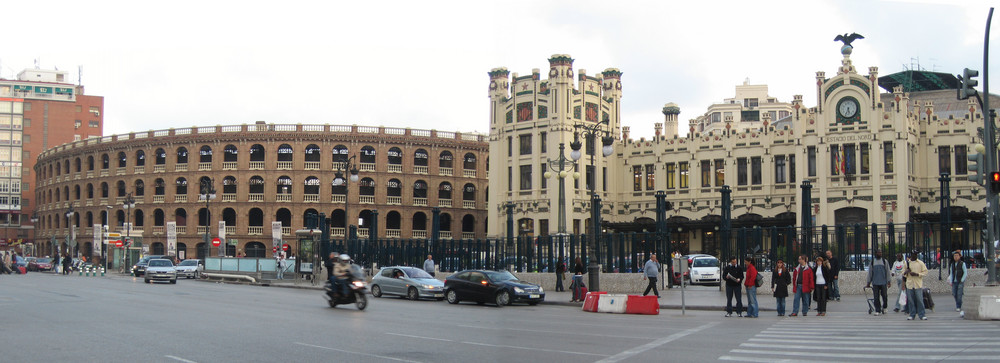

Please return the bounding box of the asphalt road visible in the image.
[4,273,1000,362]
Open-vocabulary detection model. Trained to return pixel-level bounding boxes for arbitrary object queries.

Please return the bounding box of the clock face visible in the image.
[838,98,858,118]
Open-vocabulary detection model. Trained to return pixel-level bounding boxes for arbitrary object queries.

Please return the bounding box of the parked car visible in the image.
[689,256,721,285]
[144,259,177,284]
[370,266,445,300]
[444,270,544,307]
[28,257,54,271]
[175,259,204,279]
[131,255,166,277]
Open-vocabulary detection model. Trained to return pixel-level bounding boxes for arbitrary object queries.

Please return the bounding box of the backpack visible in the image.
[754,272,763,287]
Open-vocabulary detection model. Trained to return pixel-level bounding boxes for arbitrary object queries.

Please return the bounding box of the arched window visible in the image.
[332,178,346,196]
[135,180,145,196]
[176,147,188,164]
[463,183,476,201]
[175,178,188,195]
[304,144,321,162]
[224,145,238,162]
[154,179,165,196]
[249,176,265,194]
[304,176,320,195]
[387,179,401,197]
[87,155,94,170]
[101,154,110,169]
[75,157,82,172]
[223,176,237,194]
[222,208,237,228]
[277,144,293,162]
[198,176,212,196]
[359,177,375,196]
[200,146,212,163]
[439,151,453,168]
[440,213,452,232]
[412,212,427,231]
[387,147,402,165]
[333,145,349,163]
[276,208,291,227]
[117,180,127,197]
[85,212,93,227]
[438,182,452,200]
[118,152,127,168]
[154,209,165,226]
[100,182,109,198]
[462,214,476,233]
[360,146,376,163]
[134,209,145,227]
[464,153,477,170]
[155,148,166,165]
[386,211,402,230]
[414,149,428,166]
[86,183,94,199]
[248,208,264,227]
[64,160,70,174]
[245,242,266,258]
[135,150,145,166]
[277,176,293,194]
[413,180,427,198]
[249,144,265,162]
[73,185,81,200]
[175,208,188,227]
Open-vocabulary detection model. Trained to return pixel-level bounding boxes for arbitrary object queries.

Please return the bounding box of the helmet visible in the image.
[339,254,351,261]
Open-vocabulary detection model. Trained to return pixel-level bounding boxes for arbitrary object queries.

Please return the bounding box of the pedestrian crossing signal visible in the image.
[991,172,1000,193]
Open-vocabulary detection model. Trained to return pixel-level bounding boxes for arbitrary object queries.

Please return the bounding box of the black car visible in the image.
[131,255,166,276]
[444,270,544,307]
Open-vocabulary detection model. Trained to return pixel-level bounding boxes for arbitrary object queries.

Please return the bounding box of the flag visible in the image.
[840,147,847,175]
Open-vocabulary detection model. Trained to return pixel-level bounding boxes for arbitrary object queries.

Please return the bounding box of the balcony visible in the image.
[276,194,292,203]
[99,198,109,206]
[85,200,93,206]
[75,173,82,180]
[153,195,165,203]
[359,162,376,172]
[277,161,293,170]
[386,229,401,238]
[174,163,188,172]
[248,193,264,202]
[134,166,145,174]
[332,162,346,171]
[331,227,346,237]
[116,196,126,204]
[174,195,188,203]
[197,226,208,235]
[152,226,165,235]
[414,166,428,174]
[304,162,320,170]
[440,231,452,240]
[222,193,236,202]
[462,232,475,239]
[249,161,265,170]
[388,164,402,173]
[463,169,476,178]
[116,167,127,175]
[224,226,235,236]
[176,226,187,235]
[413,197,427,206]
[358,229,369,239]
[463,200,476,209]
[222,162,237,170]
[359,195,375,204]
[86,171,94,178]
[387,196,401,205]
[439,199,452,208]
[439,167,453,176]
[332,194,346,203]
[153,165,165,173]
[198,162,212,171]
[248,226,263,235]
[100,169,109,177]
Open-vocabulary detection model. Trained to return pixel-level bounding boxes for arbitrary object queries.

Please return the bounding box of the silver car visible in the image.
[175,259,204,279]
[370,266,445,300]
[144,259,177,284]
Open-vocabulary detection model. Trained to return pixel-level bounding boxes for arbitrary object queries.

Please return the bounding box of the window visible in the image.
[586,165,595,191]
[679,162,689,188]
[807,146,816,177]
[955,145,968,175]
[767,111,777,122]
[744,98,759,108]
[938,146,951,174]
[665,163,676,189]
[519,165,532,190]
[714,159,724,187]
[884,142,894,173]
[89,121,99,128]
[700,160,711,188]
[507,136,512,157]
[645,164,655,190]
[23,134,29,144]
[23,119,30,128]
[845,144,857,175]
[751,157,762,185]
[75,105,81,112]
[633,166,642,191]
[540,164,547,189]
[74,135,81,142]
[741,110,760,121]
[737,158,748,185]
[830,145,841,175]
[89,106,100,113]
[519,134,532,155]
[711,112,721,123]
[775,155,786,183]
[540,132,547,153]
[24,103,31,111]
[789,155,796,183]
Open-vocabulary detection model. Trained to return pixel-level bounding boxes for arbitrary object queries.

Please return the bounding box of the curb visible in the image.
[538,300,736,311]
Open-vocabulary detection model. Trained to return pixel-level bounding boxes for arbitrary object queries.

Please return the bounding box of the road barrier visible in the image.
[582,292,659,315]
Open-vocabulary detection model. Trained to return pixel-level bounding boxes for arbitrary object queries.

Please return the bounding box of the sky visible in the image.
[2,0,997,139]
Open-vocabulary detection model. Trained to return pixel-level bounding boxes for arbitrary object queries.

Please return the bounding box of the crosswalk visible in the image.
[719,313,1000,362]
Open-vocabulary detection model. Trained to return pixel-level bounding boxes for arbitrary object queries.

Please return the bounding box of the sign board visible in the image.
[212,237,222,247]
[218,221,226,241]
[107,232,121,238]
[114,240,123,247]
[93,224,102,256]
[166,222,177,256]
[271,221,282,251]
[272,247,277,253]
[282,243,290,251]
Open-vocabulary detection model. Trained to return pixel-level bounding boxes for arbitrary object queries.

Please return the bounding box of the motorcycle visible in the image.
[324,264,368,310]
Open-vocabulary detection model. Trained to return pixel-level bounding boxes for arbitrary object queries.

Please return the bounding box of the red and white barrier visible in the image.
[582,292,659,315]
[583,291,607,312]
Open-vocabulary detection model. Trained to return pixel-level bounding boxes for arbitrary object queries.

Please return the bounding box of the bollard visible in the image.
[87,267,93,277]
[101,268,106,277]
[78,268,82,276]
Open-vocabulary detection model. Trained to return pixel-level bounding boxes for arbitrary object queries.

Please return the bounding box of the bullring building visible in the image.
[33,123,487,263]
[487,49,987,256]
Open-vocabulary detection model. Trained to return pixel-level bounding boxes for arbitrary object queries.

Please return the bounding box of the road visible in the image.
[4,273,1000,362]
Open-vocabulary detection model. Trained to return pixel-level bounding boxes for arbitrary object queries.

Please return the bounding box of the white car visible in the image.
[689,256,721,285]
[144,259,177,284]
[175,259,204,279]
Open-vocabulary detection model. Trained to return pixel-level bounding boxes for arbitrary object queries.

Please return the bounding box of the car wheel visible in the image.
[495,290,510,307]
[170,279,177,284]
[528,301,539,306]
[144,278,150,283]
[371,285,383,298]
[407,287,419,301]
[446,290,460,304]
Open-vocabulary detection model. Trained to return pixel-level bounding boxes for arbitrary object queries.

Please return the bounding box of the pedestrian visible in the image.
[723,257,744,317]
[772,259,790,317]
[62,253,72,275]
[948,250,967,313]
[743,257,759,318]
[555,258,566,292]
[423,254,436,277]
[325,252,338,279]
[866,250,891,316]
[642,254,661,298]
[891,253,906,313]
[813,256,833,316]
[790,255,814,317]
[570,257,585,302]
[904,250,929,320]
[276,252,287,280]
[825,250,841,301]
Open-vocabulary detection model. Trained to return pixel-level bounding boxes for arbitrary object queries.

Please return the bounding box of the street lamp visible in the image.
[199,178,217,256]
[122,193,136,272]
[103,205,112,269]
[332,155,360,254]
[544,143,578,278]
[65,204,76,258]
[570,120,614,292]
[29,212,38,256]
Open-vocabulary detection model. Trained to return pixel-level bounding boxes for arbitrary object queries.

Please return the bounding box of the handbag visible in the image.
[754,273,764,288]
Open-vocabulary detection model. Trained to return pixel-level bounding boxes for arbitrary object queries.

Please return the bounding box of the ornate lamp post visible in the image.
[332,155,360,253]
[122,193,136,270]
[199,179,217,256]
[29,212,39,256]
[65,205,76,258]
[570,120,614,292]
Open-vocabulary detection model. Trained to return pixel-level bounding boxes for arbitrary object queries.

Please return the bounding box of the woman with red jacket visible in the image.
[790,255,815,317]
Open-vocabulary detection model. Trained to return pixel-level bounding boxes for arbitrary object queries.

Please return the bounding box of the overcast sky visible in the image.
[2,0,996,139]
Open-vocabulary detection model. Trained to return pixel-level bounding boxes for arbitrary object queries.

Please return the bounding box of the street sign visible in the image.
[107,233,121,238]
[114,240,123,247]
[272,247,277,253]
[212,237,222,247]
[282,244,290,251]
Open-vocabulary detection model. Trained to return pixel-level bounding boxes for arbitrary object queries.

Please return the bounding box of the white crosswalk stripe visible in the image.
[719,313,1000,362]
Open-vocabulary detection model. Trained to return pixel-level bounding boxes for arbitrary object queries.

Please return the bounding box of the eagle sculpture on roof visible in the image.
[834,33,865,47]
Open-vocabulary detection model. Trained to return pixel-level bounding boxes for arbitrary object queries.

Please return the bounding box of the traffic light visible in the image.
[958,68,979,100]
[968,144,986,186]
[991,172,1000,193]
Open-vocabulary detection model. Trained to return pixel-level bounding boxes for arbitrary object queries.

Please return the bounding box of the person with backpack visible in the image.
[866,250,891,316]
[904,251,929,320]
[723,257,745,317]
[743,257,760,318]
[948,250,968,313]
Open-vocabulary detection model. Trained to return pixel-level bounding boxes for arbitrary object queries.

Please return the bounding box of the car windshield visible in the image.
[178,260,199,266]
[400,267,433,279]
[693,258,719,268]
[485,271,518,282]
[37,258,53,263]
[148,260,173,267]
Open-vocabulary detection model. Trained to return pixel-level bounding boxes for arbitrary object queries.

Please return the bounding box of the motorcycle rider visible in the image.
[332,254,353,297]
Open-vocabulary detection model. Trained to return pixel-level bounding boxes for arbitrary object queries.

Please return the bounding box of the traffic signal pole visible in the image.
[983,8,996,285]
